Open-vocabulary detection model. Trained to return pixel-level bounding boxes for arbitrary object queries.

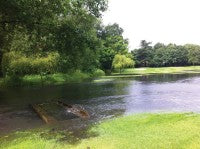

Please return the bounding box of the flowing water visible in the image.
[1,73,200,136]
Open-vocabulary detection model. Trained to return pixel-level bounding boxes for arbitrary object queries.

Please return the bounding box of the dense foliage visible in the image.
[0,0,111,77]
[2,51,60,76]
[98,23,130,71]
[132,41,200,67]
[1,0,200,80]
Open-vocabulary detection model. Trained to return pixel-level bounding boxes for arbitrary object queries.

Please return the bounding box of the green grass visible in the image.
[0,130,66,149]
[1,66,200,86]
[113,66,200,76]
[0,69,105,87]
[2,113,200,149]
[92,78,114,83]
[0,78,3,84]
[22,72,91,85]
[0,72,94,87]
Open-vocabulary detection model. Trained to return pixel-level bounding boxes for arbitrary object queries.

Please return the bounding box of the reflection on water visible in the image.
[1,73,200,135]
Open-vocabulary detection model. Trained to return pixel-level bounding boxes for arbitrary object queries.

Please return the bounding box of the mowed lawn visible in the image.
[113,66,200,76]
[2,113,200,149]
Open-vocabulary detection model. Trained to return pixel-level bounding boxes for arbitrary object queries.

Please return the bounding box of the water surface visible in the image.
[1,73,200,135]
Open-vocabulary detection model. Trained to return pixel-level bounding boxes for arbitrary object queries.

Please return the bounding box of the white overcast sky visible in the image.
[102,0,200,50]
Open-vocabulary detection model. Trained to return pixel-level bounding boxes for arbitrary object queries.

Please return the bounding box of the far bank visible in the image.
[1,66,200,87]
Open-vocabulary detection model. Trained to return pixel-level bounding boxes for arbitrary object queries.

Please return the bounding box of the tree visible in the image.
[72,0,108,17]
[100,23,124,39]
[133,42,190,67]
[99,47,115,70]
[112,54,135,73]
[151,46,166,67]
[0,0,108,76]
[161,44,188,66]
[54,10,102,72]
[132,40,153,67]
[99,23,129,71]
[185,44,200,65]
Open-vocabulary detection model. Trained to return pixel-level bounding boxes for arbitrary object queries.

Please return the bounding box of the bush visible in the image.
[0,76,23,87]
[49,71,90,83]
[92,69,105,77]
[32,52,60,75]
[69,70,90,82]
[2,51,60,77]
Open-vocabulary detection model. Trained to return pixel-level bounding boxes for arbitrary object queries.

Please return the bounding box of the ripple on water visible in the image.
[1,73,200,134]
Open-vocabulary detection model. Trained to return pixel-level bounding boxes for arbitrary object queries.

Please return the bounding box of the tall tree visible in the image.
[0,0,108,76]
[185,44,200,65]
[133,42,189,67]
[133,40,153,67]
[99,23,129,71]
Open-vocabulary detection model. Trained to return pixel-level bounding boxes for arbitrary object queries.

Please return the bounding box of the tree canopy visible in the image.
[0,0,110,77]
[132,40,200,67]
[98,23,129,71]
[2,0,200,78]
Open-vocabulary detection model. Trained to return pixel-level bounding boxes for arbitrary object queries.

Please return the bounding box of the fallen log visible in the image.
[32,104,57,124]
[57,101,90,119]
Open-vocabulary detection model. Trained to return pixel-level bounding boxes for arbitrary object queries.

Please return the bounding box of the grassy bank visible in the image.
[0,70,105,87]
[0,73,90,87]
[1,66,200,86]
[2,113,200,149]
[0,78,3,85]
[112,66,200,76]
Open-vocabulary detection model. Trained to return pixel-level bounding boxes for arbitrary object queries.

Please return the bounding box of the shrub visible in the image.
[32,52,60,75]
[69,70,90,82]
[92,69,105,77]
[2,51,60,77]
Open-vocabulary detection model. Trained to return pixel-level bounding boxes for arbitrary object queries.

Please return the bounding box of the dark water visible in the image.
[1,73,200,135]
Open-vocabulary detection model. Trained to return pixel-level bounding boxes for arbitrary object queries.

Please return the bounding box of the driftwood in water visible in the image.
[57,101,90,119]
[32,104,57,124]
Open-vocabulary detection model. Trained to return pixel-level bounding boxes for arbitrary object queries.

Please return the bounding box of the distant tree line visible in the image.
[132,40,200,67]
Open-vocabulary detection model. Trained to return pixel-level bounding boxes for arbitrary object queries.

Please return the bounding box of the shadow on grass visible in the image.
[0,122,100,148]
[47,124,100,145]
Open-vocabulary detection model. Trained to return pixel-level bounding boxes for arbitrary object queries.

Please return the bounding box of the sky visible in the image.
[103,0,200,50]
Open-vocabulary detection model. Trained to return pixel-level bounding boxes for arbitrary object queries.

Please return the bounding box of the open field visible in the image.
[100,66,200,79]
[114,66,200,75]
[1,113,200,149]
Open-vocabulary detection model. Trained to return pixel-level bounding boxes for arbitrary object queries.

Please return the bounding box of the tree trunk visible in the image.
[57,101,90,119]
[32,104,57,124]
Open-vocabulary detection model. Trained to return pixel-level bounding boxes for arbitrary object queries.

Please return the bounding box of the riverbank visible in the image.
[1,66,200,87]
[1,113,200,149]
[0,70,105,87]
